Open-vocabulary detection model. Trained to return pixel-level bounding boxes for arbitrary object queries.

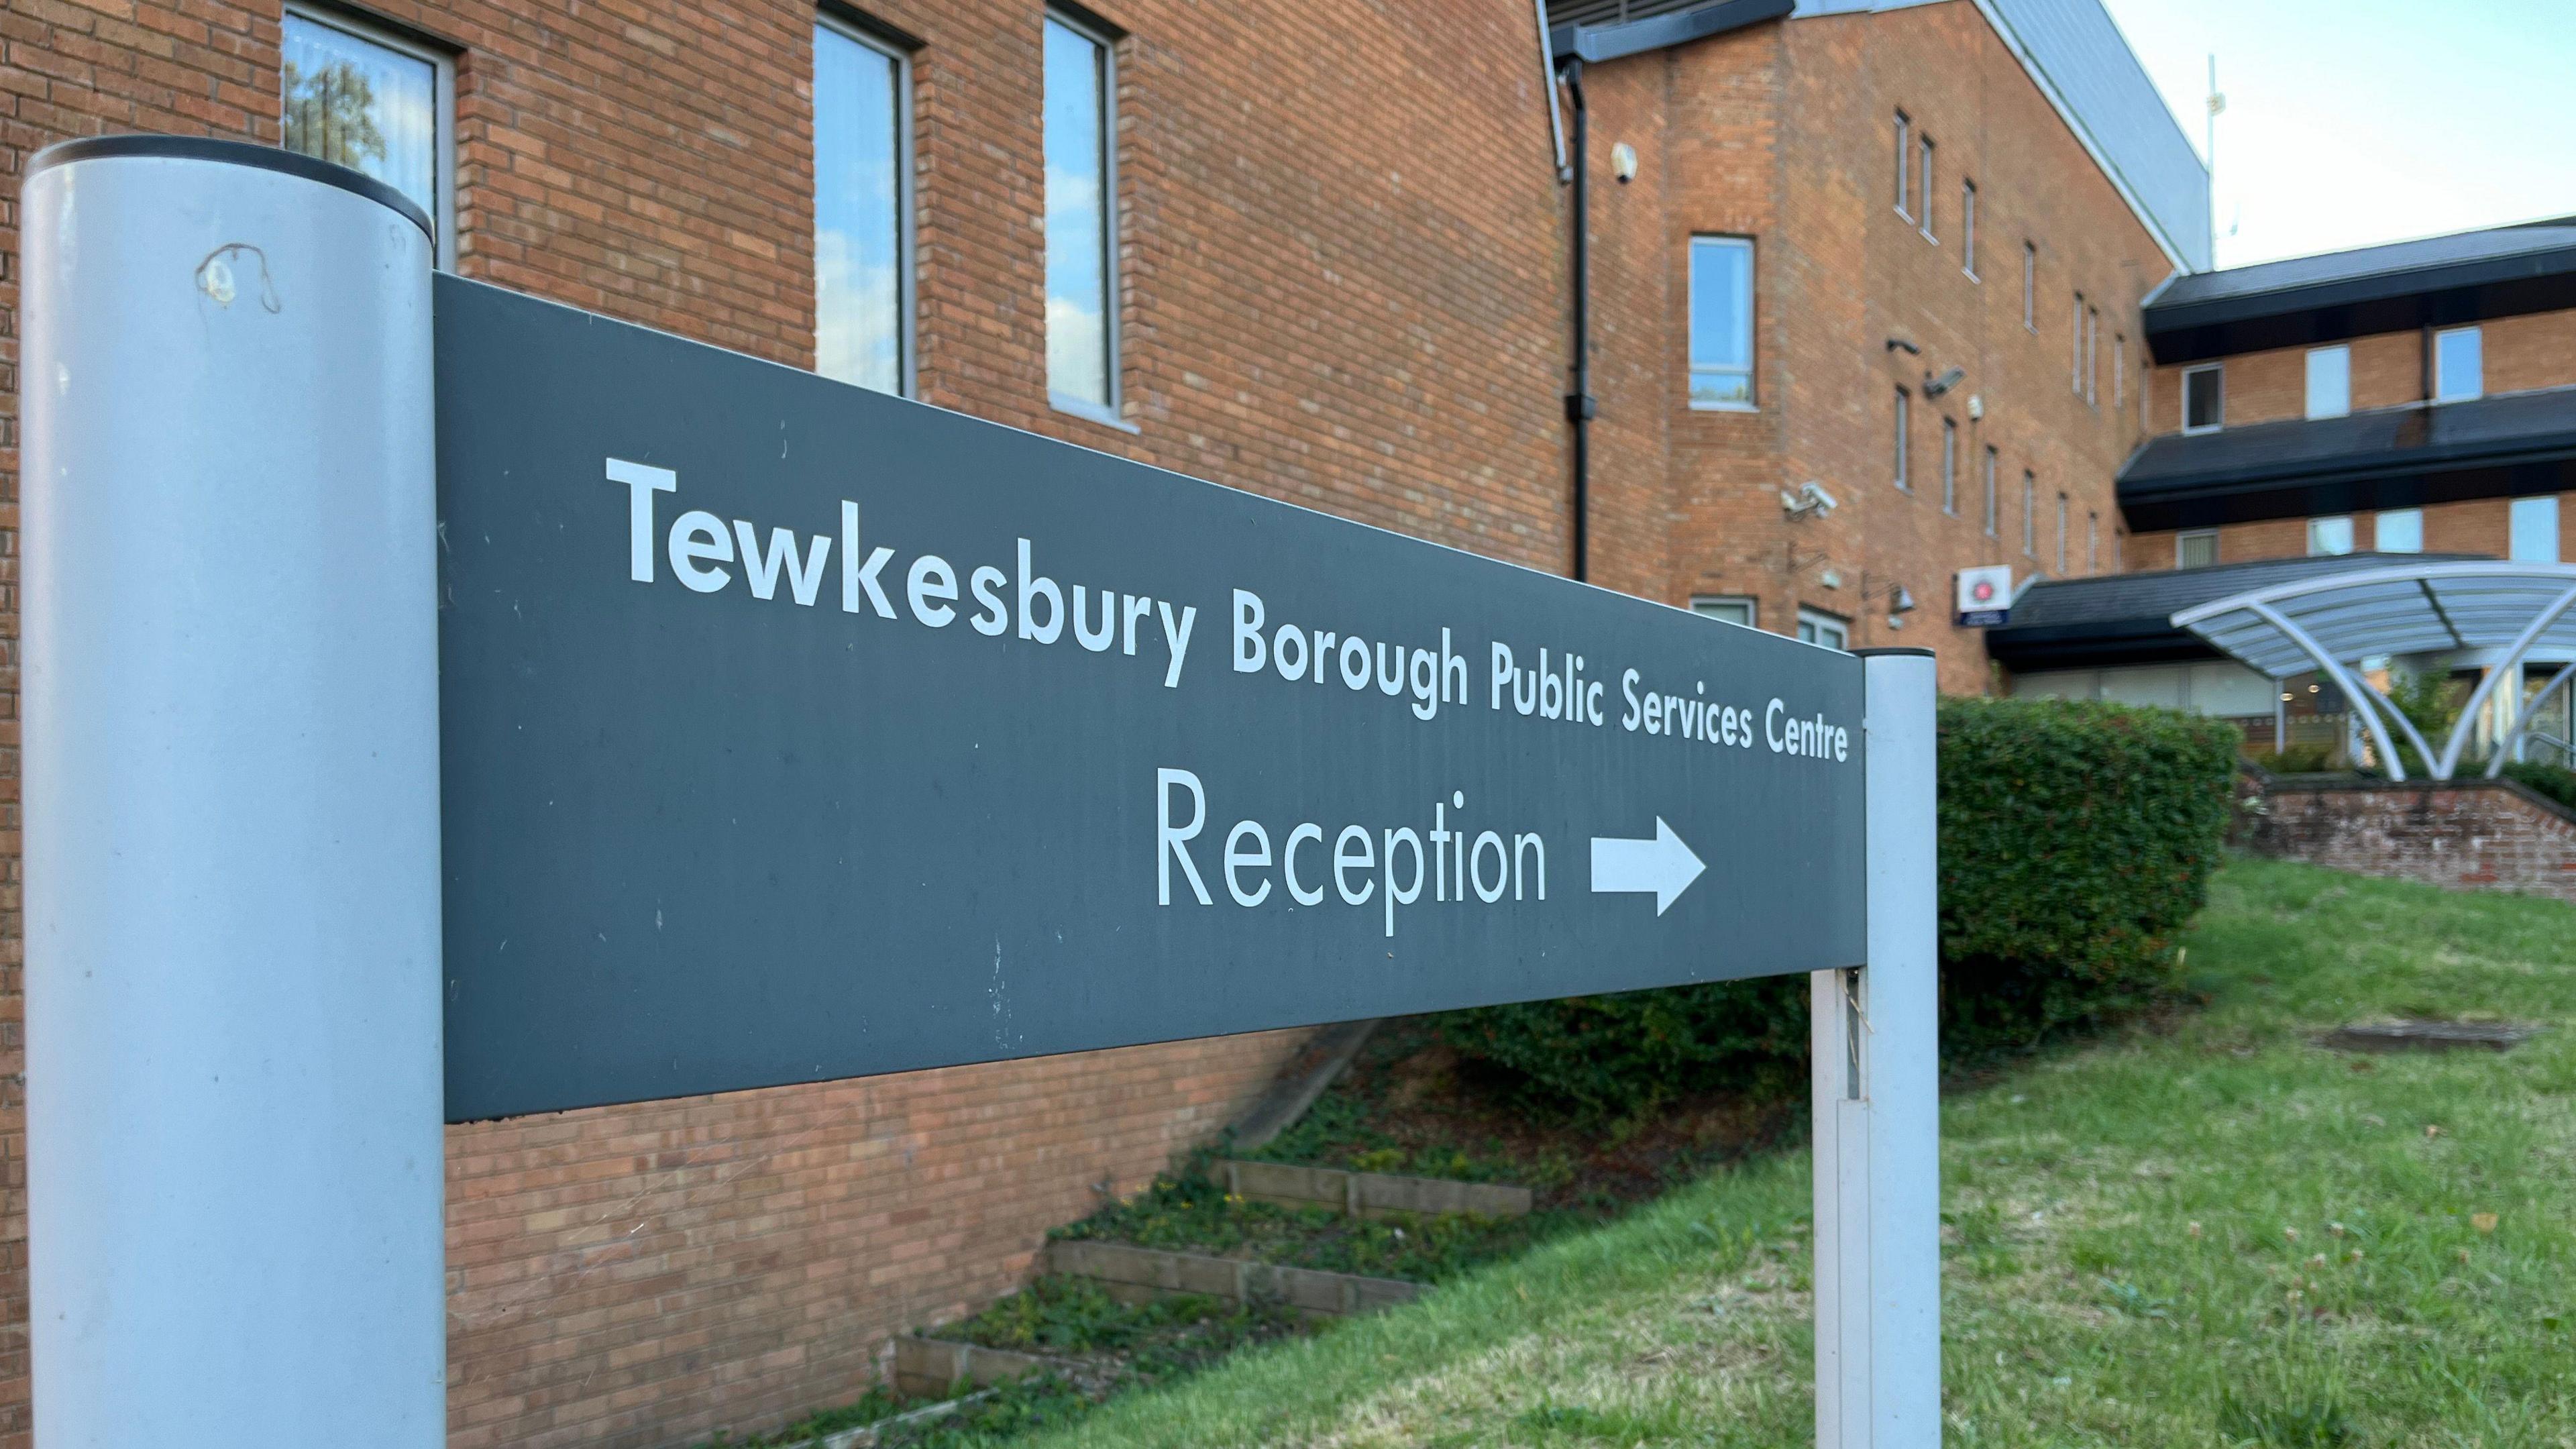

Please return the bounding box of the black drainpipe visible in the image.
[1562,56,1595,582]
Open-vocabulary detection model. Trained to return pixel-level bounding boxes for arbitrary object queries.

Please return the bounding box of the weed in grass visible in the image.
[2217,1390,2355,1447]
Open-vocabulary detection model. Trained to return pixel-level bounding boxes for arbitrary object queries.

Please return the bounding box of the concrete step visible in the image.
[1043,1238,1421,1317]
[1217,1157,1534,1220]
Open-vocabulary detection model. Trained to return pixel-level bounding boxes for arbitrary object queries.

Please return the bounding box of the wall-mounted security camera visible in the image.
[1923,366,1966,398]
[1780,480,1839,519]
[1611,143,1639,184]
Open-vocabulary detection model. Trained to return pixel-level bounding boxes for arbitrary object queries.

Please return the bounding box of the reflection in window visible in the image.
[815,21,908,394]
[282,9,439,225]
[2375,508,2422,553]
[1044,13,1115,412]
[1688,236,1754,408]
[2306,345,2350,419]
[2436,327,2483,403]
[2308,515,2355,556]
[2512,495,2559,562]
[2183,364,2223,433]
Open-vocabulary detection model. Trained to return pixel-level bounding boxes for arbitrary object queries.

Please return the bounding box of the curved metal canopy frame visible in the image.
[2171,561,2576,782]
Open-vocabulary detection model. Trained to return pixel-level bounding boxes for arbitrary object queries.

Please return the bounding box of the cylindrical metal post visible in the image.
[1813,648,1941,1449]
[24,138,445,1443]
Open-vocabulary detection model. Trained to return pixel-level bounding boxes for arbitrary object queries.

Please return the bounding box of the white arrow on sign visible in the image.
[1589,817,1707,916]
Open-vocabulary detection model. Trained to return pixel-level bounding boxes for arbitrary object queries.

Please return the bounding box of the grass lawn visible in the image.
[993,858,2576,1448]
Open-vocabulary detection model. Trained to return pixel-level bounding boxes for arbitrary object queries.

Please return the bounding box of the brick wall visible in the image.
[2126,491,2576,572]
[2243,773,2576,904]
[2147,309,2576,437]
[1573,0,2176,696]
[0,1,1571,1444]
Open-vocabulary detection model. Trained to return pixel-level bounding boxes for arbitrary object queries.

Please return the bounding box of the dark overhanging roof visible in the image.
[2116,386,2576,533]
[1548,0,1792,64]
[2143,217,2576,364]
[1986,551,2483,672]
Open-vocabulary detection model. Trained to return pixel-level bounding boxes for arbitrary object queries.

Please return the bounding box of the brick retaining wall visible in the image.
[2241,773,2576,903]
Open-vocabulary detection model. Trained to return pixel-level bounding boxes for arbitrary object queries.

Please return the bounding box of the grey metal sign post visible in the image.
[21,139,1937,1448]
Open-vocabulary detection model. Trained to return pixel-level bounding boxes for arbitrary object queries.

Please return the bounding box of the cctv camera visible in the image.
[1923,366,1966,398]
[1781,480,1839,519]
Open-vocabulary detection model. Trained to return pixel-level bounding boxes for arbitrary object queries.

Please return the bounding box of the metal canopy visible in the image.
[2171,559,2576,780]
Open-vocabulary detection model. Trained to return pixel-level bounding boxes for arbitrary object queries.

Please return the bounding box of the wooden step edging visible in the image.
[1218,1157,1534,1221]
[1043,1238,1421,1317]
[890,1334,1083,1401]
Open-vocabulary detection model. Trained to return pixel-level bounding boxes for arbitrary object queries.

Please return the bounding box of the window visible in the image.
[1691,596,1757,628]
[2055,492,2068,574]
[281,5,452,264]
[1917,136,1935,240]
[2086,511,2099,573]
[2177,529,2218,568]
[1981,446,1998,536]
[2307,515,2355,556]
[2021,242,2036,330]
[2070,292,2084,393]
[1962,180,1977,276]
[1044,11,1118,419]
[814,17,912,396]
[1797,608,1850,651]
[2085,306,2099,405]
[2512,495,2560,562]
[2114,334,2126,407]
[2305,345,2351,420]
[2182,364,2223,433]
[2375,508,2423,553]
[2022,470,2037,555]
[1892,388,1911,490]
[1893,111,1912,218]
[2435,326,2484,403]
[1940,418,1957,514]
[1688,236,1755,409]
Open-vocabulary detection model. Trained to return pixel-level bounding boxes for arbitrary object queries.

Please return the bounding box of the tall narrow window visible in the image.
[2375,508,2423,553]
[1917,136,1935,240]
[2085,306,2099,405]
[1981,446,1998,536]
[2177,529,2218,568]
[2435,327,2484,403]
[1893,111,1911,218]
[2022,471,2036,556]
[2086,511,2099,573]
[2021,242,2036,329]
[2182,364,2224,433]
[2114,334,2127,407]
[2306,345,2351,419]
[2512,495,2559,562]
[814,18,910,395]
[2307,516,2355,556]
[1939,418,1957,514]
[1688,235,1755,409]
[1961,180,1977,277]
[2055,492,2068,574]
[1892,388,1911,490]
[282,5,451,262]
[2071,292,2085,393]
[1044,11,1117,416]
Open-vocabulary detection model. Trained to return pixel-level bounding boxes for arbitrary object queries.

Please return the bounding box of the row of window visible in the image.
[2172,495,2560,568]
[2179,328,2486,434]
[279,4,1125,421]
[1884,396,2101,573]
[1688,597,1850,651]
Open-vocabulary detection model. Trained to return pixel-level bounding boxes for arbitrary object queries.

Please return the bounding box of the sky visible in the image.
[2098,0,2576,269]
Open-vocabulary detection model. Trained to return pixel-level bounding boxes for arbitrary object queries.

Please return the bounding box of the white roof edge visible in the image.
[2170,560,2576,630]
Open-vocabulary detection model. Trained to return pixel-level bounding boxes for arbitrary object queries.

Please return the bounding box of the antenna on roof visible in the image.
[2206,55,2225,260]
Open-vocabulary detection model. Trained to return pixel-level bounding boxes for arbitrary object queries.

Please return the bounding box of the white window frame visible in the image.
[1686,234,1756,412]
[1893,111,1912,219]
[2511,494,2559,563]
[2434,325,2484,405]
[2021,241,2036,331]
[1917,135,1935,241]
[282,1,456,268]
[1797,608,1850,651]
[2304,343,2351,421]
[2176,529,2218,568]
[1043,7,1130,431]
[2373,508,2422,553]
[1690,595,1758,629]
[1892,387,1911,491]
[814,11,916,398]
[2307,515,2356,557]
[1961,179,1977,278]
[2182,363,2224,434]
[2113,333,2125,408]
[1981,445,1998,537]
[1939,417,1957,515]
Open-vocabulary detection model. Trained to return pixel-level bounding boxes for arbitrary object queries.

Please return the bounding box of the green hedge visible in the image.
[2500,759,2576,811]
[1436,698,2241,1116]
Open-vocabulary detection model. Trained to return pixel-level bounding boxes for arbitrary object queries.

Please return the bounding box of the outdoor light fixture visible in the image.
[1885,337,1921,356]
[1610,142,1638,183]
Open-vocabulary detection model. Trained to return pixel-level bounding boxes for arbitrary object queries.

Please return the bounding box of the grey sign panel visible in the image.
[435,276,1866,1122]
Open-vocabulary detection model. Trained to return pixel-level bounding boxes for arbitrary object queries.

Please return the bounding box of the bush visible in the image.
[1436,698,2240,1116]
[2500,759,2576,811]
[2251,742,2339,775]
